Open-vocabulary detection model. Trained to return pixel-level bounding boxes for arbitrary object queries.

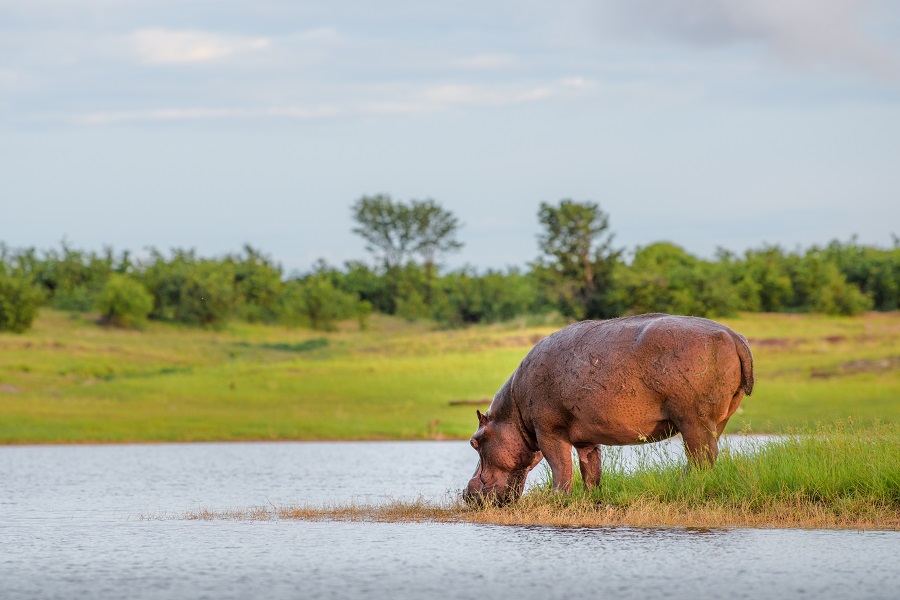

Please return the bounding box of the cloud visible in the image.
[66,75,701,125]
[68,80,568,125]
[73,105,340,125]
[602,0,899,76]
[130,29,271,65]
[63,75,712,126]
[362,82,556,116]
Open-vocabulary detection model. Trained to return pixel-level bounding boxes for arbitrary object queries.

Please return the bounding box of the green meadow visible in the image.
[1,310,898,444]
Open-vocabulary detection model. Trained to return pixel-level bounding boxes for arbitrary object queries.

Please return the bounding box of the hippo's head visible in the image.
[464,409,542,506]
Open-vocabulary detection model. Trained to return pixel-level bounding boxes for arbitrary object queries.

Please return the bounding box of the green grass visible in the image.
[1,310,899,443]
[551,422,900,513]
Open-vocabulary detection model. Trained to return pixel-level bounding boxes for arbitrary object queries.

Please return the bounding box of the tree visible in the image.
[813,263,872,316]
[341,261,392,313]
[95,274,153,329]
[0,269,44,333]
[410,198,463,284]
[139,250,236,327]
[822,238,900,311]
[281,273,362,331]
[231,245,283,323]
[352,195,463,307]
[174,260,237,327]
[434,267,538,327]
[535,200,621,319]
[614,243,740,317]
[351,195,417,269]
[29,242,121,312]
[409,199,463,304]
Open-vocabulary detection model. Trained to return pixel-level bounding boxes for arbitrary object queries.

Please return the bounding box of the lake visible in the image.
[2,439,898,599]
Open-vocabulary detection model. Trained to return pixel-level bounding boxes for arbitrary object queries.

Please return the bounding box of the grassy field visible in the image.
[184,423,900,530]
[1,310,899,443]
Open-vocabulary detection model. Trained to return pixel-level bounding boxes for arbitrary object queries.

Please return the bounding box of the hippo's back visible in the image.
[518,313,743,379]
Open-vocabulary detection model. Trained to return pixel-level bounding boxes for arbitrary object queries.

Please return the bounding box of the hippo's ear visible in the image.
[476,409,485,425]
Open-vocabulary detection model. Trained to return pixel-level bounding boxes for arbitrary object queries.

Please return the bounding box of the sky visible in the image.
[2,0,899,274]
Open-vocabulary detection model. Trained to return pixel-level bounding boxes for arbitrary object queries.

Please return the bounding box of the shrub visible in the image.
[813,265,873,316]
[232,245,283,323]
[0,271,44,333]
[614,243,741,317]
[141,253,236,327]
[281,275,361,331]
[356,300,373,331]
[96,275,154,328]
[29,244,118,312]
[174,261,236,327]
[395,288,428,322]
[50,284,96,312]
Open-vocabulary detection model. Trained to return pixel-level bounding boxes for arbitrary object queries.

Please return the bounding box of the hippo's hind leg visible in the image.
[577,445,602,490]
[677,420,719,469]
[716,389,747,438]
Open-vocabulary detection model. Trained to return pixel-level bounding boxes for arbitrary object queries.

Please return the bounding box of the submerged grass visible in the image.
[182,424,900,530]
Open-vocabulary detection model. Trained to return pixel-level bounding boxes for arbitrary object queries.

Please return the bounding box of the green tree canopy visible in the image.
[615,242,741,317]
[352,195,463,272]
[351,195,417,269]
[0,269,44,333]
[96,274,154,329]
[535,199,621,319]
[409,198,463,272]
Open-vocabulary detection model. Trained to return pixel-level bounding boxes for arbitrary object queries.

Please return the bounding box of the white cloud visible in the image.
[130,29,271,65]
[74,105,340,124]
[69,80,567,124]
[65,74,707,125]
[365,82,556,115]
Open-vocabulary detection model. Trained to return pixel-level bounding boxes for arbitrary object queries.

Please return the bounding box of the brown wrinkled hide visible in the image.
[464,314,754,503]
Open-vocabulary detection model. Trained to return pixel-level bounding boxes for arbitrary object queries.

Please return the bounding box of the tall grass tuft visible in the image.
[518,422,900,527]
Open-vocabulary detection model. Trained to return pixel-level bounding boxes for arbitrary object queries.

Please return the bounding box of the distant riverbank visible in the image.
[1,310,899,444]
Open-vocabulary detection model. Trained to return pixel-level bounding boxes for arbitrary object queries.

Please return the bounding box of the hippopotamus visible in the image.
[465,313,754,504]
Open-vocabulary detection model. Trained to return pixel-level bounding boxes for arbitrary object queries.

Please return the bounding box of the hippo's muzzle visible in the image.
[463,462,525,507]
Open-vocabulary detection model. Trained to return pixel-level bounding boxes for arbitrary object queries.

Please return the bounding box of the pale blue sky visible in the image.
[2,0,899,273]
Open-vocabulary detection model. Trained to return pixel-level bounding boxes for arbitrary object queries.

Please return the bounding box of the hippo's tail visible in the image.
[730,331,754,396]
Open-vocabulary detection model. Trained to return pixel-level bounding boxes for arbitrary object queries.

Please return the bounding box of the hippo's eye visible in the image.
[470,438,479,450]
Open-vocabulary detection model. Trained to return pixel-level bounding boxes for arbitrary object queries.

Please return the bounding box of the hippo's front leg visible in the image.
[538,435,574,493]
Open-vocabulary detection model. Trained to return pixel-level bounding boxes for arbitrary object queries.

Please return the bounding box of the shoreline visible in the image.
[178,501,900,531]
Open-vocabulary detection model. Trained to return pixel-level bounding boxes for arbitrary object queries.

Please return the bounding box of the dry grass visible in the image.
[178,496,900,530]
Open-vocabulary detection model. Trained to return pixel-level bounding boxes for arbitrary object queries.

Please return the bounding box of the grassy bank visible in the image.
[1,310,899,443]
[183,424,900,530]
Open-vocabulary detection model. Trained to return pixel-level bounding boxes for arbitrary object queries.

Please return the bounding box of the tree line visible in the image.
[1,196,898,333]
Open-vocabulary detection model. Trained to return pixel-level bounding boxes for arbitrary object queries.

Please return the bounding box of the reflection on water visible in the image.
[2,440,898,600]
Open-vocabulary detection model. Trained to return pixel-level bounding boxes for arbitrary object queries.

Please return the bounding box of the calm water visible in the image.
[2,439,898,600]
